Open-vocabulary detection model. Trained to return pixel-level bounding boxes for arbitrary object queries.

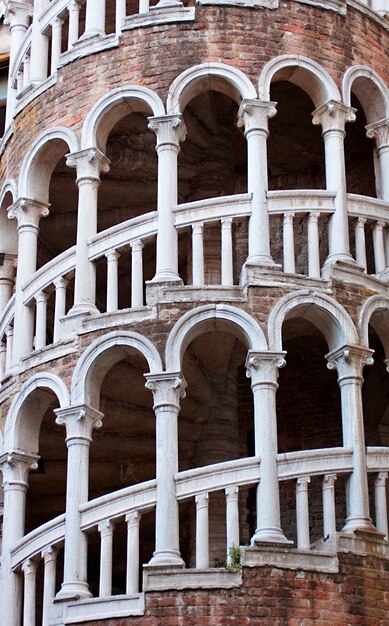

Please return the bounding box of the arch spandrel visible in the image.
[71,330,163,408]
[268,291,359,352]
[81,86,166,153]
[3,373,70,455]
[165,304,268,372]
[167,63,257,114]
[258,55,341,109]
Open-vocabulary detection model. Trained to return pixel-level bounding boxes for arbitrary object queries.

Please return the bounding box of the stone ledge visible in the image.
[50,593,145,625]
[242,544,339,573]
[123,6,195,29]
[143,567,242,591]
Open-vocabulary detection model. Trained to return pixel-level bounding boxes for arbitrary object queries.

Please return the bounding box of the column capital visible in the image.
[66,148,110,183]
[145,372,187,409]
[98,519,115,536]
[4,1,32,29]
[245,350,287,385]
[148,114,187,149]
[8,198,50,228]
[366,118,389,151]
[0,451,39,487]
[42,545,58,562]
[312,100,356,134]
[130,239,144,253]
[237,99,277,135]
[22,557,38,575]
[54,404,103,441]
[326,344,374,379]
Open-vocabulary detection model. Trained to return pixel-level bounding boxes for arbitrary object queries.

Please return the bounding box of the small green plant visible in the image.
[214,545,241,571]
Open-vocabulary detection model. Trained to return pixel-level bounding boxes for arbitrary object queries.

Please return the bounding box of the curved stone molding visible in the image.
[0,179,18,207]
[358,294,389,359]
[342,65,389,124]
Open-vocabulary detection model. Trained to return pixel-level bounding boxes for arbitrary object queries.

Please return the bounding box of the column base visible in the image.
[240,260,282,286]
[147,549,185,568]
[153,0,183,7]
[67,303,100,316]
[321,254,361,278]
[341,516,377,535]
[251,527,292,545]
[55,581,92,601]
[151,270,183,283]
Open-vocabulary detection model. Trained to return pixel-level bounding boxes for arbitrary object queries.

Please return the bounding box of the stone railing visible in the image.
[9,446,389,625]
[0,192,389,375]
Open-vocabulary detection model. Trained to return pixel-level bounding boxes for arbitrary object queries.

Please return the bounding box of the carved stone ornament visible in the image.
[7,198,50,226]
[366,118,389,150]
[55,404,103,440]
[326,344,374,377]
[312,100,357,133]
[245,351,287,382]
[145,372,187,408]
[147,115,187,147]
[237,99,277,134]
[66,148,110,182]
[0,451,39,486]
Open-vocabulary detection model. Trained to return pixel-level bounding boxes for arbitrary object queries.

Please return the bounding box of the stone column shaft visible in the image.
[4,2,31,125]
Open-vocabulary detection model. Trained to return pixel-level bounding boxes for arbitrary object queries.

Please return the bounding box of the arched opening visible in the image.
[345,93,376,198]
[177,321,253,566]
[0,188,17,310]
[177,88,247,284]
[84,344,156,596]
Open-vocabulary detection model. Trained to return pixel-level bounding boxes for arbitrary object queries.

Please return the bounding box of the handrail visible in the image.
[366,446,389,471]
[0,294,15,338]
[23,245,76,304]
[11,513,65,570]
[267,189,336,213]
[88,211,158,261]
[347,193,389,221]
[277,446,354,479]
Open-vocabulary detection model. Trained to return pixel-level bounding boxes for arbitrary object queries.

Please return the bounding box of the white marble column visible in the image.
[126,511,141,594]
[322,473,337,540]
[8,199,50,364]
[148,115,186,283]
[50,17,63,72]
[366,119,389,203]
[0,256,16,312]
[246,352,289,543]
[55,405,103,599]
[30,0,50,85]
[225,485,239,563]
[131,240,144,308]
[67,0,80,48]
[374,471,388,539]
[238,99,277,267]
[23,558,38,626]
[145,373,186,566]
[354,217,367,271]
[98,520,114,597]
[53,277,68,343]
[195,493,209,569]
[312,101,356,267]
[283,213,295,274]
[83,0,106,38]
[192,223,204,286]
[4,1,31,125]
[0,452,38,626]
[296,477,310,549]
[221,218,233,286]
[326,345,376,533]
[116,0,127,33]
[307,212,321,278]
[372,220,386,273]
[106,250,119,313]
[66,149,110,315]
[35,290,48,350]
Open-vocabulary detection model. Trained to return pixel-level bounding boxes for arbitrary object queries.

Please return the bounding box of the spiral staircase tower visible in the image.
[0,0,388,624]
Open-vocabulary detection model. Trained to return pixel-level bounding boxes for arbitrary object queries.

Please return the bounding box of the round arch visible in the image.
[3,373,70,454]
[166,62,257,114]
[258,55,340,109]
[165,304,268,372]
[359,295,389,359]
[81,86,166,153]
[18,127,80,203]
[268,291,359,352]
[342,66,389,124]
[71,330,163,407]
[0,179,17,207]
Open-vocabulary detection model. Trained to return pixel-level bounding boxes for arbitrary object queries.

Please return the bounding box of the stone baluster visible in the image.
[366,119,389,203]
[51,17,63,72]
[106,250,119,313]
[131,240,144,308]
[372,220,386,273]
[66,149,110,315]
[5,326,14,372]
[16,70,23,94]
[312,102,356,268]
[0,257,16,312]
[139,0,150,13]
[0,452,38,626]
[42,547,58,626]
[55,405,103,599]
[98,520,115,597]
[22,558,38,626]
[148,115,186,283]
[195,493,209,569]
[53,277,68,343]
[30,0,50,85]
[354,217,367,271]
[116,0,127,32]
[221,218,233,286]
[246,352,289,543]
[83,0,106,38]
[374,472,388,539]
[22,54,31,89]
[238,100,277,269]
[326,346,376,532]
[283,213,295,274]
[4,1,31,125]
[296,477,310,549]
[35,290,48,350]
[145,373,186,566]
[322,473,337,540]
[192,223,205,286]
[67,1,80,49]
[308,212,321,278]
[8,199,50,364]
[0,342,6,379]
[126,511,141,594]
[225,486,239,564]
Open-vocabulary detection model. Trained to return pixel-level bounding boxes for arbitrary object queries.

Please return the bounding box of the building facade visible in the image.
[0,0,389,624]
